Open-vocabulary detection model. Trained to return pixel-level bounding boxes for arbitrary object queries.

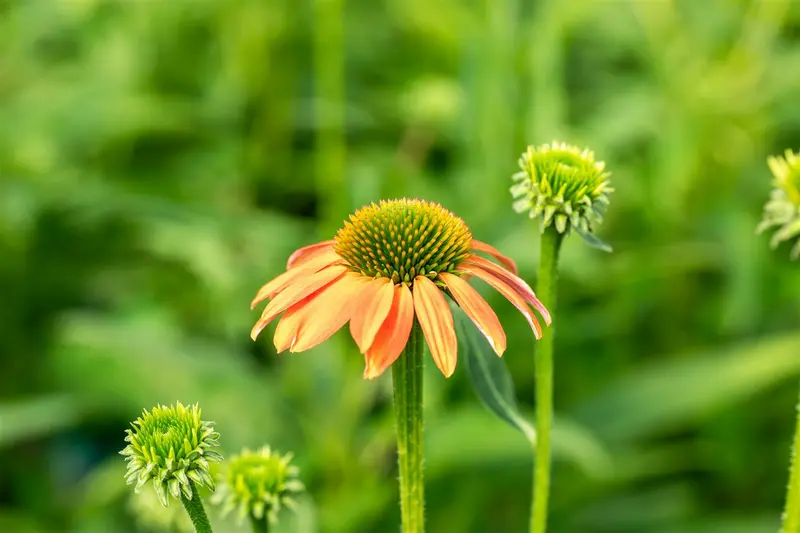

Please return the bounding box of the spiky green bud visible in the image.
[213,446,304,525]
[511,141,613,251]
[120,402,222,507]
[758,149,800,259]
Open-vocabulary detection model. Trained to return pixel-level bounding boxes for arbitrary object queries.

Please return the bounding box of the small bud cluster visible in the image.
[758,149,800,259]
[121,402,222,507]
[511,142,612,249]
[213,446,305,524]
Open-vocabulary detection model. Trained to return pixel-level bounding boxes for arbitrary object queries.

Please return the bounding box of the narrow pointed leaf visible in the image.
[453,302,536,444]
[574,226,613,253]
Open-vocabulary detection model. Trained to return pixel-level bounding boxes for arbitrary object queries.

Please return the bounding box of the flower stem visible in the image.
[179,483,214,533]
[392,320,425,533]
[530,226,563,533]
[249,516,269,533]
[781,384,800,533]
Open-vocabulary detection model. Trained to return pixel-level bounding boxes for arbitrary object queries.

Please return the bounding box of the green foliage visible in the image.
[455,302,536,443]
[1,0,800,532]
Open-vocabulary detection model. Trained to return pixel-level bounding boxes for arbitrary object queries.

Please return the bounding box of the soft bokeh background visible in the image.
[2,0,800,532]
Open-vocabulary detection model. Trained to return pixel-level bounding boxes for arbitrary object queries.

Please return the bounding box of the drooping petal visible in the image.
[273,297,313,353]
[440,272,506,356]
[349,277,395,352]
[463,255,551,325]
[273,273,359,352]
[290,274,370,352]
[412,276,457,377]
[471,240,519,274]
[460,264,543,339]
[251,268,313,311]
[250,249,342,309]
[286,240,337,269]
[250,265,347,340]
[363,284,414,379]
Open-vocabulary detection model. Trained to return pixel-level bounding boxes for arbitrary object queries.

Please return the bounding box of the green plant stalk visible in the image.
[392,321,425,533]
[179,483,214,533]
[249,515,269,533]
[781,385,800,533]
[530,226,563,533]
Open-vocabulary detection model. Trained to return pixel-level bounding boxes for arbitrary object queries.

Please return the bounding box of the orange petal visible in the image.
[460,264,543,339]
[464,255,551,325]
[364,284,414,379]
[413,276,457,377]
[290,274,370,352]
[250,265,347,340]
[471,240,519,274]
[273,296,314,352]
[440,272,506,356]
[250,249,343,309]
[349,277,395,352]
[286,240,337,269]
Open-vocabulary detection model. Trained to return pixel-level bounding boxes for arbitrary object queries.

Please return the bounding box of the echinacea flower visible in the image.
[213,446,304,525]
[121,403,222,507]
[250,198,550,379]
[511,142,612,246]
[758,149,800,259]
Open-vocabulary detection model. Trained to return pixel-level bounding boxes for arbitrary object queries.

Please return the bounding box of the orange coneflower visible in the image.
[250,198,551,379]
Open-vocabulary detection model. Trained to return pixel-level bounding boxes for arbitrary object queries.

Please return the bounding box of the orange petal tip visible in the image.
[413,276,457,378]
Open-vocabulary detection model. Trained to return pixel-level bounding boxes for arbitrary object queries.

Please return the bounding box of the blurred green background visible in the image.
[1,0,800,532]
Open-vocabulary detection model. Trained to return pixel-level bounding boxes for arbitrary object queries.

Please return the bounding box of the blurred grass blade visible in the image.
[426,406,612,480]
[454,302,536,444]
[313,0,347,236]
[574,333,800,442]
[551,416,613,480]
[0,395,86,446]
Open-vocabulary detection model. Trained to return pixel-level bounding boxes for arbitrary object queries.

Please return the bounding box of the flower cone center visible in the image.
[334,199,472,284]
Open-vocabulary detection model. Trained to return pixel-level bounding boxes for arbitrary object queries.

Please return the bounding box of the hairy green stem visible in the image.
[781,385,800,533]
[249,515,269,533]
[530,226,563,533]
[179,483,214,533]
[392,321,425,533]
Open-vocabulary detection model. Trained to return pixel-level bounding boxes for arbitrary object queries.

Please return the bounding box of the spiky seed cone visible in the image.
[334,198,473,284]
[120,402,222,507]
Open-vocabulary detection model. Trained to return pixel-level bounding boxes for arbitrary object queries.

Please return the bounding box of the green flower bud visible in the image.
[511,142,613,250]
[120,402,222,507]
[213,446,304,525]
[758,149,800,259]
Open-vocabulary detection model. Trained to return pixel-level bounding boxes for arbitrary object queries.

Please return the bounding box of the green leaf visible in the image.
[574,226,613,253]
[453,303,536,444]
